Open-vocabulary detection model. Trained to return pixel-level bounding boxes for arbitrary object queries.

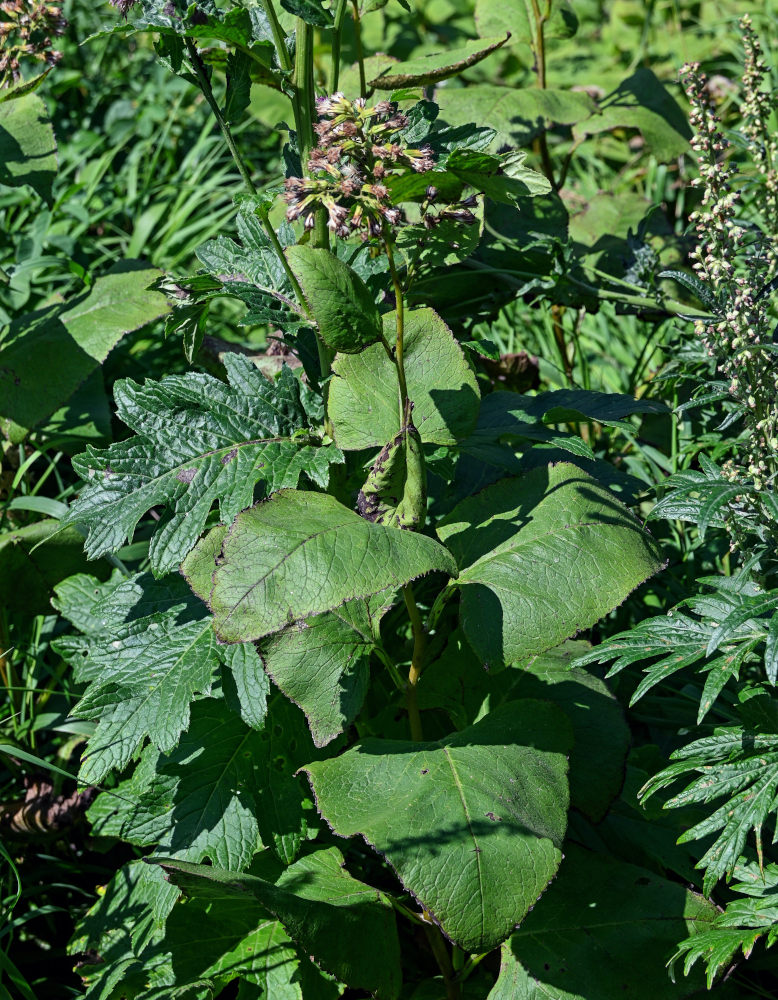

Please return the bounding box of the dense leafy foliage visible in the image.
[2,0,777,998]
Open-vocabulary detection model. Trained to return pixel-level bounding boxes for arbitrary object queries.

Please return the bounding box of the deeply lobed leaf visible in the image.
[63,355,341,574]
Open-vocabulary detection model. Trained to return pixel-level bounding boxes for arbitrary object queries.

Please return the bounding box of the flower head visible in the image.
[283,95,479,244]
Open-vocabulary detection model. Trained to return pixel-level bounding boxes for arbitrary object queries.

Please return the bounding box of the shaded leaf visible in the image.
[0,264,170,443]
[573,69,691,161]
[0,521,110,617]
[302,701,571,953]
[490,845,716,999]
[436,86,595,149]
[87,698,265,870]
[261,597,389,748]
[154,846,402,999]
[0,91,57,202]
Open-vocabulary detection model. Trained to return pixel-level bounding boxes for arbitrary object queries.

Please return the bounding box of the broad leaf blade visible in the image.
[0,92,57,202]
[285,245,382,353]
[261,597,389,748]
[208,489,457,643]
[489,845,717,999]
[438,463,665,667]
[302,701,571,953]
[328,307,480,449]
[0,265,170,443]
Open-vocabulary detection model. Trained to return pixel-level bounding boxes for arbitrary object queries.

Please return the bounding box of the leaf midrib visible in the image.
[442,746,485,943]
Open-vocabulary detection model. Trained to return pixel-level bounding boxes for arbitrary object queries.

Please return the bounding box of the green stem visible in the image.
[330,0,349,91]
[351,0,367,98]
[423,921,460,1000]
[403,583,426,743]
[460,258,712,318]
[384,231,408,417]
[185,38,257,194]
[293,18,316,165]
[261,0,292,72]
[293,17,329,256]
[529,0,555,187]
[291,16,332,386]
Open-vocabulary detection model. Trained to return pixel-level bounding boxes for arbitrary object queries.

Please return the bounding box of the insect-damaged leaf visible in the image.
[302,701,571,953]
[357,399,427,530]
[207,489,457,643]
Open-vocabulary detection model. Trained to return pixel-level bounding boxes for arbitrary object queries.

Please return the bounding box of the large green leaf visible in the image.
[207,489,457,643]
[509,643,630,823]
[0,91,57,202]
[62,356,342,574]
[437,462,666,668]
[0,264,170,443]
[417,636,629,822]
[474,0,578,46]
[574,69,691,160]
[327,307,480,449]
[436,86,596,149]
[155,846,402,999]
[302,701,571,953]
[87,698,266,871]
[261,596,391,748]
[368,36,509,90]
[285,246,381,354]
[488,845,716,999]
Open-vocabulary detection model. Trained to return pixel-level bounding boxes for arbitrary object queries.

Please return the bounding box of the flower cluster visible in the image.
[682,52,778,496]
[284,94,477,241]
[740,15,778,237]
[0,0,66,85]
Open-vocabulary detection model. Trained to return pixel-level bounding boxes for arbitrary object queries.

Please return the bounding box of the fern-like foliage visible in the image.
[574,575,774,721]
[671,861,778,987]
[640,731,778,895]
